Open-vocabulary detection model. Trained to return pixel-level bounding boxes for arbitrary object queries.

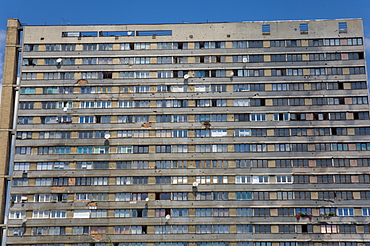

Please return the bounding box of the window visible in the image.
[24,44,38,51]
[158,71,173,78]
[172,130,188,137]
[20,87,36,94]
[278,208,294,216]
[14,162,30,170]
[21,72,36,80]
[362,208,370,216]
[321,225,338,233]
[337,208,354,216]
[271,40,285,47]
[339,22,347,33]
[235,144,266,152]
[156,145,171,153]
[50,210,67,218]
[234,99,249,106]
[133,145,148,153]
[255,225,271,233]
[277,191,293,200]
[196,225,212,234]
[233,41,247,48]
[276,175,292,183]
[196,192,212,200]
[286,40,301,47]
[32,226,48,235]
[279,225,295,233]
[236,192,252,200]
[300,23,308,33]
[73,226,89,235]
[15,147,31,155]
[250,114,266,121]
[158,56,172,64]
[262,24,270,33]
[157,43,173,49]
[172,209,188,217]
[287,54,302,61]
[348,38,363,45]
[156,177,171,184]
[9,227,25,236]
[91,210,107,218]
[32,210,49,219]
[9,210,26,219]
[286,68,302,76]
[173,192,188,200]
[46,44,60,51]
[53,177,69,186]
[196,208,212,216]
[34,194,50,202]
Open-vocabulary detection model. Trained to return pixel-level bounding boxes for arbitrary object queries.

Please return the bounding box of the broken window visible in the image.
[23,58,37,66]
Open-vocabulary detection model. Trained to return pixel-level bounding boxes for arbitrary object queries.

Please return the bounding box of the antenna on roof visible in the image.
[61,18,70,25]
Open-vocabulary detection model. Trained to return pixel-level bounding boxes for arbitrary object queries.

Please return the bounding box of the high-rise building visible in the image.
[1,18,369,246]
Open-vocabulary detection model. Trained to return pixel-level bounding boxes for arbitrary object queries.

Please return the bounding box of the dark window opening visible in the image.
[291,113,306,121]
[302,225,308,233]
[136,209,143,217]
[338,82,344,90]
[103,72,112,79]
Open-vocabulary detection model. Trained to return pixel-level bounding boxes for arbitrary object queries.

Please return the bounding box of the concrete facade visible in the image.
[1,18,370,246]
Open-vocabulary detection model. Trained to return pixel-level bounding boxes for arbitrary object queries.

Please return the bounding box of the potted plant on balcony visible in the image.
[296,212,313,220]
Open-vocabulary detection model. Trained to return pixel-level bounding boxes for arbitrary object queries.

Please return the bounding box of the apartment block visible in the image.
[1,18,370,246]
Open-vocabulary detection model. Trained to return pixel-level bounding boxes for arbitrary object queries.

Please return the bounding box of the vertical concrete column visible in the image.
[0,19,21,239]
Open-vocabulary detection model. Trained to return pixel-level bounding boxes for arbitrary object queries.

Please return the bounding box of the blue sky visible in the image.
[0,0,370,84]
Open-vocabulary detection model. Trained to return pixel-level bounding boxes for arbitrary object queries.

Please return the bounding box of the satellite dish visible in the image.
[184,74,190,79]
[192,181,199,187]
[104,134,111,139]
[229,71,234,76]
[165,214,171,220]
[22,218,27,223]
[63,107,68,112]
[145,197,150,202]
[242,57,248,63]
[56,58,63,63]
[127,31,133,36]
